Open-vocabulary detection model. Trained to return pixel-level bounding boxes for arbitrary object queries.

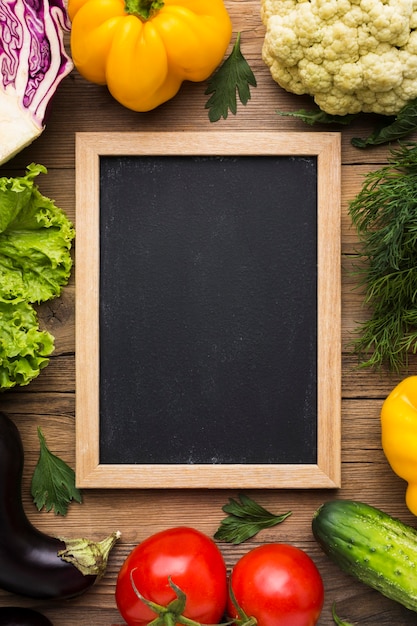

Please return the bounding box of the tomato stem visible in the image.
[124,0,164,20]
[227,581,258,626]
[130,573,233,626]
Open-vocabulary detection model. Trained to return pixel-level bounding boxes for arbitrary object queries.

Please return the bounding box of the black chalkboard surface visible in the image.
[75,131,341,489]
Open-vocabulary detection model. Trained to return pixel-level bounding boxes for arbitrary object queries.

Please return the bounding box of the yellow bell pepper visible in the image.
[381,376,417,515]
[67,0,232,112]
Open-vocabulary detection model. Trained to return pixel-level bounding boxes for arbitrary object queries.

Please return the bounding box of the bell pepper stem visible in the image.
[124,0,164,19]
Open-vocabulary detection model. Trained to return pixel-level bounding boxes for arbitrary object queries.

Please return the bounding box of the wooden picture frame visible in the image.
[75,131,341,489]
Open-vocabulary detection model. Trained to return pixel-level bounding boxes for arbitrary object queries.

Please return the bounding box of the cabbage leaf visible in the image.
[0,164,75,389]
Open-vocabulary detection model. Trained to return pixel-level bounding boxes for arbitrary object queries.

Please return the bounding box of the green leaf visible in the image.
[0,301,54,389]
[277,107,359,126]
[31,427,82,516]
[352,97,417,148]
[0,163,75,306]
[0,163,75,389]
[205,33,257,122]
[214,493,291,544]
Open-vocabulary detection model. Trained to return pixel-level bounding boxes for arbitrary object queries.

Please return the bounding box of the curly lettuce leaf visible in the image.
[0,163,74,389]
[0,163,75,304]
[0,300,54,389]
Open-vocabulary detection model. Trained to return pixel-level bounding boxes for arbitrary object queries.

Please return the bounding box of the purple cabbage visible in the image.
[0,0,73,164]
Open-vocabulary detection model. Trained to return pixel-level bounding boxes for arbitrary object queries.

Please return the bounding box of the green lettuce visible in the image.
[0,164,75,389]
[0,163,75,304]
[0,301,54,389]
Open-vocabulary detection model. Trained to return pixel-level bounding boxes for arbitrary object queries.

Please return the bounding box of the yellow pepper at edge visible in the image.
[381,376,417,515]
[67,0,233,112]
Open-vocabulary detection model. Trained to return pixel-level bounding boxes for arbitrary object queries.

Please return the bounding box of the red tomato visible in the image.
[227,544,324,626]
[115,526,227,626]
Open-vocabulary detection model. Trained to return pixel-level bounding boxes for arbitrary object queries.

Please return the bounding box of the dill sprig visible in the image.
[348,142,417,371]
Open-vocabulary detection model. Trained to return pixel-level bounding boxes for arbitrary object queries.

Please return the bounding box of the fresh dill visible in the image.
[348,142,417,371]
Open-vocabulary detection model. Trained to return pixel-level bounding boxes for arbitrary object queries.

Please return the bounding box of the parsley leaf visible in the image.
[214,493,292,544]
[205,33,257,122]
[31,427,82,516]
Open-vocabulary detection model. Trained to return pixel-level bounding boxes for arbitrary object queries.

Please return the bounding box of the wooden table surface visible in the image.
[2,2,417,624]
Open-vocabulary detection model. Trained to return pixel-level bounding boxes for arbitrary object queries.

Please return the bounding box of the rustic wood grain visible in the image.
[1,0,417,624]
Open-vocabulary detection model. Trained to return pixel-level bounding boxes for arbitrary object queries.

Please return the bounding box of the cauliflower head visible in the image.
[261,0,417,116]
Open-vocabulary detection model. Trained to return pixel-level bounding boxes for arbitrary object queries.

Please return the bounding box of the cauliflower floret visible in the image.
[334,62,363,92]
[261,0,417,116]
[263,16,305,67]
[322,22,359,61]
[261,0,303,23]
[368,1,412,45]
[298,59,333,91]
[362,51,404,91]
[314,88,364,114]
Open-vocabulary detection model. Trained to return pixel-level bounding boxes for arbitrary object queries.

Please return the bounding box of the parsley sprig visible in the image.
[214,493,292,544]
[31,427,82,516]
[205,33,257,122]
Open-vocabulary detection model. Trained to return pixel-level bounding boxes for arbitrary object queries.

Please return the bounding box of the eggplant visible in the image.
[0,607,53,626]
[0,411,120,599]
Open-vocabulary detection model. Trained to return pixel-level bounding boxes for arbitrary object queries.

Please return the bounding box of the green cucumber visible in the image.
[312,500,417,612]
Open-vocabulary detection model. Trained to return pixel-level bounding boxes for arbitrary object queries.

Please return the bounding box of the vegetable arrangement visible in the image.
[0,0,73,165]
[0,164,75,389]
[3,3,417,626]
[0,411,119,600]
[260,0,417,145]
[67,0,232,112]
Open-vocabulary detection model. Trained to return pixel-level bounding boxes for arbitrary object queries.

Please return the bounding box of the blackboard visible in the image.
[75,131,341,489]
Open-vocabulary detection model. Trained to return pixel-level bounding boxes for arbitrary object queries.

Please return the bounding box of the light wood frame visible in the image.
[75,131,341,489]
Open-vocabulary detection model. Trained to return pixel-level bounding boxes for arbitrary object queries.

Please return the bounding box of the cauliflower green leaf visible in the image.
[277,107,359,126]
[352,97,417,147]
